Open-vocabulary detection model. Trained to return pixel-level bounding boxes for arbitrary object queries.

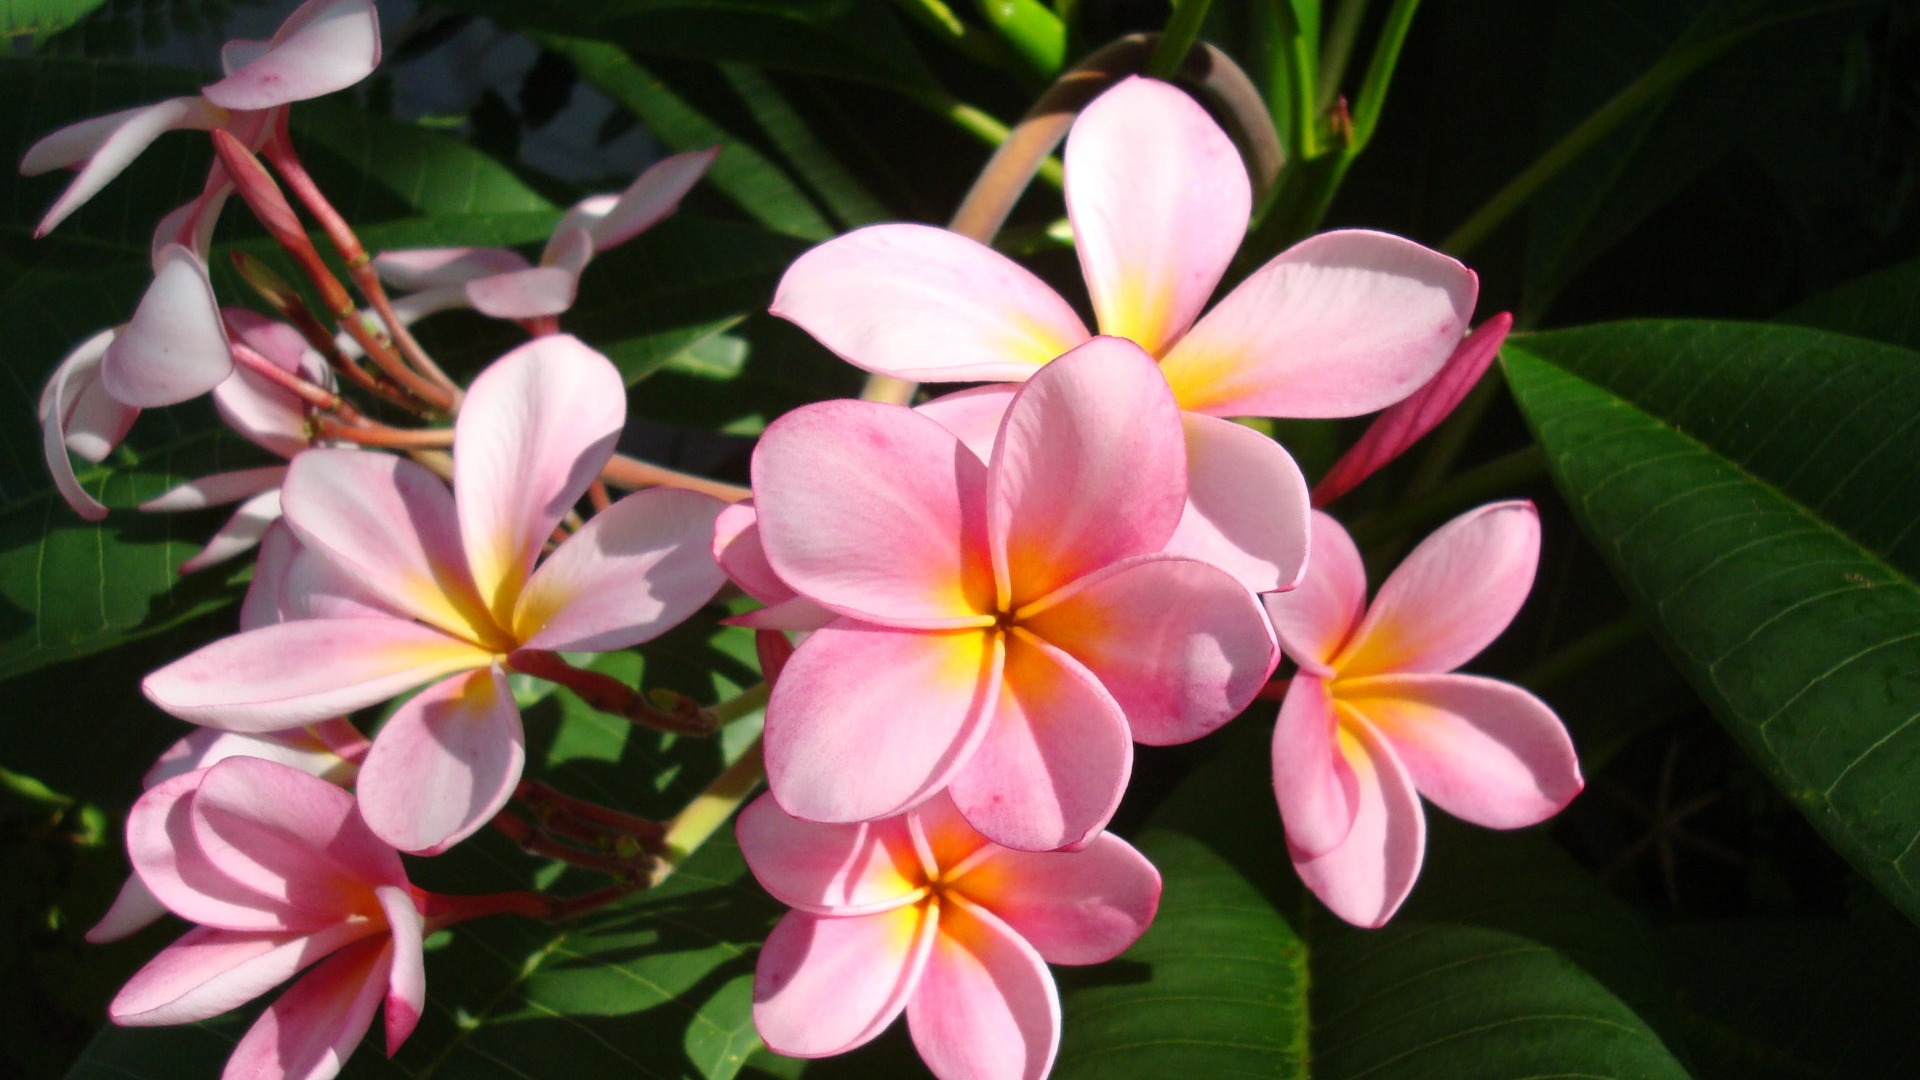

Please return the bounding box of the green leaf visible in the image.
[1502,320,1920,925]
[1776,255,1920,351]
[1051,728,1693,1079]
[0,0,106,39]
[425,0,940,97]
[67,627,779,1080]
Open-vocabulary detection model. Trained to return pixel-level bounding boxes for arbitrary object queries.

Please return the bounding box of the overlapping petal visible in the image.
[1065,76,1249,358]
[1158,230,1477,419]
[1289,719,1425,928]
[906,900,1060,1080]
[127,772,298,932]
[100,246,232,408]
[771,223,1089,381]
[753,905,936,1058]
[1264,509,1369,674]
[110,921,373,1026]
[221,934,392,1080]
[39,329,131,521]
[737,797,923,915]
[1270,677,1359,859]
[353,667,525,854]
[464,228,594,319]
[1163,412,1311,593]
[377,883,426,1054]
[955,834,1160,965]
[559,147,717,250]
[200,0,382,111]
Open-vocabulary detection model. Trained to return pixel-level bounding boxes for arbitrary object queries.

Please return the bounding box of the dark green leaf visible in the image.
[1,0,108,39]
[1776,255,1920,350]
[1503,320,1920,924]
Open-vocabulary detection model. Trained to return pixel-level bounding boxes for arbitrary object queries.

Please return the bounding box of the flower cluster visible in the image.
[23,16,1581,1075]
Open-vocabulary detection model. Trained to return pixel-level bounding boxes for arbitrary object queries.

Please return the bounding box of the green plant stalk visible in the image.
[979,0,1068,79]
[1268,0,1320,159]
[1147,0,1214,79]
[1315,0,1369,110]
[652,738,766,887]
[887,0,1024,71]
[918,92,1066,189]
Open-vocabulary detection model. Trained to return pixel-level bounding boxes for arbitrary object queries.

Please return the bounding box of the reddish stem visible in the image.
[311,417,455,449]
[600,452,751,503]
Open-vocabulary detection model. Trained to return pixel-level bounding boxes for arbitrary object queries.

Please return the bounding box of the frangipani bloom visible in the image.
[773,77,1478,593]
[372,148,716,322]
[750,335,1277,851]
[1265,504,1583,927]
[144,335,727,853]
[19,0,380,244]
[740,791,1160,1080]
[110,757,425,1080]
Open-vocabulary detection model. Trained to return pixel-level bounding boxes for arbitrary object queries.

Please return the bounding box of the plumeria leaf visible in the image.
[0,0,109,39]
[1049,727,1691,1079]
[1776,254,1920,350]
[1503,319,1920,925]
[70,626,782,1079]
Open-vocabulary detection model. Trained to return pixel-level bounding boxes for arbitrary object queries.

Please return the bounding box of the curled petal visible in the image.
[771,223,1088,382]
[145,725,359,791]
[713,500,795,606]
[201,0,382,110]
[1163,412,1310,594]
[110,921,373,1026]
[143,466,283,514]
[22,97,225,237]
[754,401,994,628]
[40,329,130,522]
[753,906,936,1058]
[954,832,1160,966]
[128,772,295,931]
[464,228,593,319]
[947,631,1131,852]
[1341,673,1582,829]
[736,794,924,916]
[1270,676,1359,859]
[1066,77,1250,357]
[1312,313,1512,506]
[906,900,1060,1080]
[515,487,726,652]
[143,617,492,731]
[1263,510,1369,676]
[354,668,525,854]
[558,147,717,252]
[175,488,285,575]
[87,874,170,944]
[101,246,233,408]
[916,384,1014,464]
[990,337,1185,608]
[454,334,625,620]
[373,247,529,290]
[1339,501,1540,677]
[1159,230,1477,419]
[378,884,426,1055]
[1022,554,1276,747]
[221,935,392,1080]
[766,623,1001,825]
[217,311,323,457]
[1291,718,1426,928]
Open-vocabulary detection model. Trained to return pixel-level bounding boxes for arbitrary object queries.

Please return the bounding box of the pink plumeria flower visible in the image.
[143,335,728,853]
[88,719,369,944]
[109,756,426,1080]
[1265,504,1583,927]
[371,148,716,323]
[140,311,336,571]
[19,0,380,245]
[739,791,1160,1080]
[39,328,136,522]
[749,335,1277,852]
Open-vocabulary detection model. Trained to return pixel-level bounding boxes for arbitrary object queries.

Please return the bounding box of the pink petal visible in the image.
[1064,77,1250,358]
[175,488,285,574]
[989,336,1186,608]
[736,793,924,915]
[373,247,529,290]
[1270,675,1360,859]
[906,900,1059,1080]
[1163,411,1310,593]
[145,725,360,790]
[143,466,284,511]
[280,542,400,623]
[916,384,1014,463]
[464,229,593,319]
[712,500,796,606]
[353,668,525,854]
[128,771,297,931]
[754,906,936,1058]
[152,182,231,261]
[947,631,1131,852]
[377,884,426,1055]
[454,334,625,621]
[766,623,1001,824]
[23,98,225,237]
[87,874,171,944]
[201,0,382,110]
[770,223,1089,382]
[1341,673,1582,829]
[1263,510,1369,676]
[1159,230,1478,419]
[239,522,300,630]
[907,790,994,876]
[1290,718,1426,928]
[726,595,837,631]
[753,401,994,628]
[952,832,1159,965]
[1022,554,1277,747]
[560,147,717,252]
[515,487,726,652]
[1339,501,1540,677]
[143,617,492,732]
[110,921,373,1026]
[101,246,233,408]
[281,450,499,643]
[1312,313,1512,506]
[39,329,129,522]
[221,935,391,1080]
[189,757,406,919]
[216,314,320,458]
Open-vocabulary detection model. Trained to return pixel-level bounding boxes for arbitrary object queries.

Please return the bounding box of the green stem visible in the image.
[1517,613,1647,691]
[920,94,1066,189]
[652,739,766,887]
[1347,445,1545,547]
[887,0,1018,69]
[1147,0,1213,79]
[711,682,769,727]
[1344,0,1421,155]
[1315,0,1369,110]
[1268,0,1320,159]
